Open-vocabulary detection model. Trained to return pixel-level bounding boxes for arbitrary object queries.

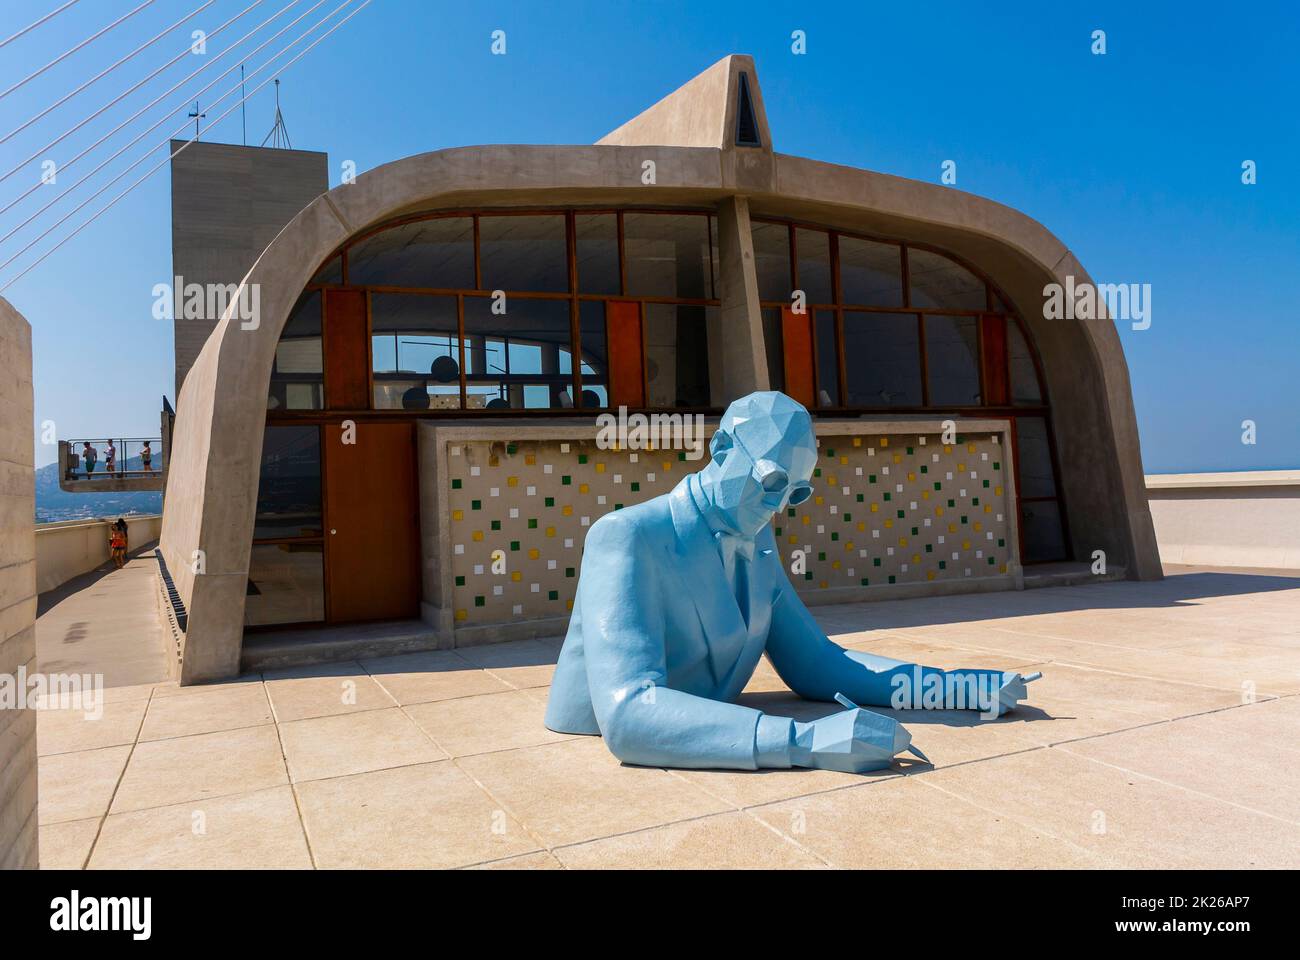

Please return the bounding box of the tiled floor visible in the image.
[33,564,1300,869]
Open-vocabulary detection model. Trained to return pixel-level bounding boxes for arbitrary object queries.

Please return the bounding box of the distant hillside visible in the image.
[35,457,162,523]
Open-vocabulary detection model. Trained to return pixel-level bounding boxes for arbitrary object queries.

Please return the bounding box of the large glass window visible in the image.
[795,228,833,305]
[843,312,922,406]
[253,425,322,539]
[371,293,462,410]
[623,212,715,300]
[577,300,609,408]
[752,221,792,302]
[644,303,712,407]
[479,214,568,292]
[575,214,620,295]
[908,247,986,311]
[268,292,323,411]
[347,217,474,288]
[463,297,574,409]
[925,314,982,406]
[1008,320,1042,404]
[839,236,903,307]
[1015,416,1058,499]
[815,310,839,407]
[245,543,324,626]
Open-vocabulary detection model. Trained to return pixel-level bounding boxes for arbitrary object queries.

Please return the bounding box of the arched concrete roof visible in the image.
[160,141,1160,682]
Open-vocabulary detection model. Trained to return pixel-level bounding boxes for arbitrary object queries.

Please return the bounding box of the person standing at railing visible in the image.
[82,442,97,475]
[141,440,152,472]
[105,439,116,475]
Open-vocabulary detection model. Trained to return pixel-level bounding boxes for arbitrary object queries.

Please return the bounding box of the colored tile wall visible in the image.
[442,428,1014,627]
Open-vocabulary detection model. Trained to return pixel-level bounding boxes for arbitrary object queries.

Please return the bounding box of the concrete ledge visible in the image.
[1146,470,1300,490]
[1146,471,1300,570]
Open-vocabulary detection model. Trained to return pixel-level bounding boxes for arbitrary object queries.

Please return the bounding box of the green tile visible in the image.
[565,567,575,577]
[528,519,538,529]
[455,575,465,586]
[451,478,462,489]
[510,541,520,551]
[490,520,501,531]
[548,590,559,601]
[471,500,481,510]
[545,496,555,507]
[630,482,640,492]
[474,596,485,607]
[561,475,571,485]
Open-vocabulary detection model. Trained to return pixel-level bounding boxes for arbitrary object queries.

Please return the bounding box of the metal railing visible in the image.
[63,437,163,480]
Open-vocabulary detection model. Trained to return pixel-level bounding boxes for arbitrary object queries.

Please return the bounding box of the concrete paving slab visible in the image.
[457,737,732,848]
[277,707,446,783]
[296,761,539,869]
[404,689,572,757]
[554,810,825,869]
[90,785,311,869]
[361,649,513,705]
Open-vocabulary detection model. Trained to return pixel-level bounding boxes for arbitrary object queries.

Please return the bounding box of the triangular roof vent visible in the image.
[735,72,761,147]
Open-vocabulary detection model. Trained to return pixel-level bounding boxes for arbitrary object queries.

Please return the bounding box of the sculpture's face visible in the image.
[705,392,818,537]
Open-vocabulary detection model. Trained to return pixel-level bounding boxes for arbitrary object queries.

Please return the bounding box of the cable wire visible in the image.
[1,0,270,186]
[2,1,216,147]
[0,0,372,293]
[0,1,82,51]
[0,0,318,231]
[0,0,158,102]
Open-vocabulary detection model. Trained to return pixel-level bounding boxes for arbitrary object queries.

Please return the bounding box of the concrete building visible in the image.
[169,139,328,397]
[0,297,37,869]
[158,55,1160,683]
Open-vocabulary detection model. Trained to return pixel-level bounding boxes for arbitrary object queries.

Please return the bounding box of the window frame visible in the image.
[283,207,722,420]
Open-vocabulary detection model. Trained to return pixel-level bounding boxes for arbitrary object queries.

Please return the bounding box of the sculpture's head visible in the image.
[699,391,818,537]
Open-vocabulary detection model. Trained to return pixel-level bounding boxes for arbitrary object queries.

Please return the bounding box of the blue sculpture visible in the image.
[544,391,1039,772]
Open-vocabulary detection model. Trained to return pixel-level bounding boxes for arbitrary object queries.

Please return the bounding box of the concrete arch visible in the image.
[160,143,1158,682]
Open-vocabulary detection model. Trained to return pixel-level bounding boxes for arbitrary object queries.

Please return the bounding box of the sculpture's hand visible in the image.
[989,670,1042,717]
[789,696,928,774]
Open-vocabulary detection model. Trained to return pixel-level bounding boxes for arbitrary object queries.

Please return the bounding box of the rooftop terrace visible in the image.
[32,547,1300,869]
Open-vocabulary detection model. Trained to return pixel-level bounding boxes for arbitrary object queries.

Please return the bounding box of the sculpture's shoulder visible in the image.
[585,489,677,556]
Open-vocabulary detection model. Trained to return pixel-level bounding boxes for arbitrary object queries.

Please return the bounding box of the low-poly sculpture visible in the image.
[544,391,1039,772]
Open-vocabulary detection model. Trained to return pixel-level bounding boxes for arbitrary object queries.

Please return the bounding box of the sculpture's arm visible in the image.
[579,516,795,770]
[764,558,1030,714]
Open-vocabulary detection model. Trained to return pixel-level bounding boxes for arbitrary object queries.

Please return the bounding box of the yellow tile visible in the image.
[944,444,952,453]
[984,504,992,513]
[852,437,862,447]
[814,496,824,506]
[880,438,889,446]
[545,527,556,537]
[839,456,848,465]
[935,506,943,516]
[948,523,957,533]
[927,571,935,581]
[893,454,901,464]
[967,443,976,453]
[973,522,982,532]
[856,522,865,532]
[921,491,930,500]
[455,610,467,621]
[907,472,915,481]
[831,561,840,570]
[801,515,810,526]
[528,548,540,560]
[525,455,536,465]
[898,537,907,547]
[508,477,519,487]
[958,463,965,471]
[995,486,1003,496]
[870,503,879,513]
[884,519,893,529]
[579,483,589,494]
[595,463,606,474]
[912,554,920,563]
[472,531,483,542]
[511,572,522,582]
[562,505,573,516]
[452,510,463,521]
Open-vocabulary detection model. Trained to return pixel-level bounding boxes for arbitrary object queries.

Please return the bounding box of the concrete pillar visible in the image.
[0,297,37,869]
[713,196,769,402]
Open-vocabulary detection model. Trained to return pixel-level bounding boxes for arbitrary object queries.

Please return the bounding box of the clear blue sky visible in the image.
[2,0,1296,471]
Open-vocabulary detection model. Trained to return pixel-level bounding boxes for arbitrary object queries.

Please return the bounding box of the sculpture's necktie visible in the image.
[715,532,755,624]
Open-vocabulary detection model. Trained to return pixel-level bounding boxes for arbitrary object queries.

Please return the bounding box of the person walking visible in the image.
[82,442,97,475]
[104,439,116,475]
[140,440,152,472]
[109,519,127,569]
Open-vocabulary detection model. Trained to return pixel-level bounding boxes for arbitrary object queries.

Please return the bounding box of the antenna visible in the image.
[187,100,206,139]
[260,78,291,149]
